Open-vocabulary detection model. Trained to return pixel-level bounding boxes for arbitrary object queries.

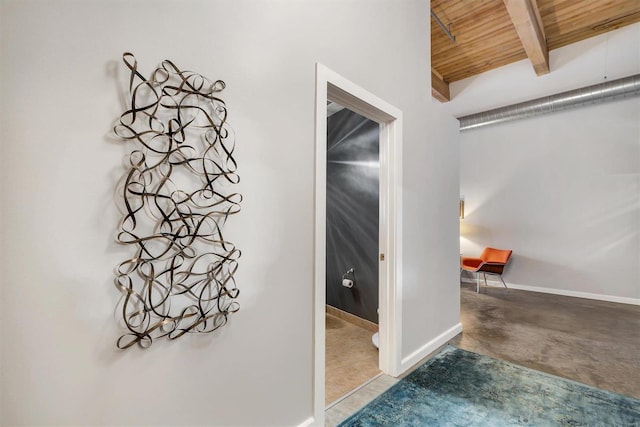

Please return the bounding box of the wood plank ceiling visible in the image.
[431,0,640,102]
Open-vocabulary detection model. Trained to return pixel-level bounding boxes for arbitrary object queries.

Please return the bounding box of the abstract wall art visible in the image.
[113,53,241,349]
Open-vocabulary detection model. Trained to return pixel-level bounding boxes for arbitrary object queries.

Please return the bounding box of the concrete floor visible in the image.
[451,283,640,399]
[326,283,640,425]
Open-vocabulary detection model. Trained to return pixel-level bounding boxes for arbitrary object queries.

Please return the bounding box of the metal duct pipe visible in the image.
[458,74,640,131]
[431,9,456,42]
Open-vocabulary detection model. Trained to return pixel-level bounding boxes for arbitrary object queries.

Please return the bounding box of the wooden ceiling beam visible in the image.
[431,0,640,84]
[503,0,550,75]
[431,68,450,102]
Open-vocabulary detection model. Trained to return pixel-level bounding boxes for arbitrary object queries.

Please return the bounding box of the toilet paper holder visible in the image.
[342,268,355,288]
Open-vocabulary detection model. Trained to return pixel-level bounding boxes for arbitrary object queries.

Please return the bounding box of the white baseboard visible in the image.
[399,322,462,373]
[296,416,315,427]
[460,277,640,306]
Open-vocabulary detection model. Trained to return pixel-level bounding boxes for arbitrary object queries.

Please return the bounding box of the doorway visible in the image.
[313,63,403,421]
[324,104,381,405]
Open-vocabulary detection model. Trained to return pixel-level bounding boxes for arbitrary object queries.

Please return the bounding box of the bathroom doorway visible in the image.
[324,103,381,405]
[313,63,403,420]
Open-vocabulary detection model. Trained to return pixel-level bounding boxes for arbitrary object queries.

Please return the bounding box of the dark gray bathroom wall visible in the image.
[326,108,379,324]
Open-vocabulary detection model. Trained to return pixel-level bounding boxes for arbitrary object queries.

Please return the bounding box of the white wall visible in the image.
[452,24,640,302]
[446,24,640,117]
[0,1,460,425]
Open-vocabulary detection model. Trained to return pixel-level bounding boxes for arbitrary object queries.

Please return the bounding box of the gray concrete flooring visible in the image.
[325,283,640,426]
[451,283,640,399]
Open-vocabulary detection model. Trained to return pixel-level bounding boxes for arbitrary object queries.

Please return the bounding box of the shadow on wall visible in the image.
[462,105,640,299]
[462,254,600,293]
[326,108,380,324]
[460,181,638,296]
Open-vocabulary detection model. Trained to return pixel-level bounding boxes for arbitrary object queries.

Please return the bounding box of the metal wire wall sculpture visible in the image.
[113,53,241,349]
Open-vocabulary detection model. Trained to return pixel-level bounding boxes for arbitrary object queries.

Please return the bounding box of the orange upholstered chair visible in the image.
[460,247,513,293]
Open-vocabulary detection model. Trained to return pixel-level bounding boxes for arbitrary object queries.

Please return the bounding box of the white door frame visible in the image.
[313,63,403,424]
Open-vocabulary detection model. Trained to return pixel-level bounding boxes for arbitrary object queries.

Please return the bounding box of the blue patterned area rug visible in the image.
[338,345,640,426]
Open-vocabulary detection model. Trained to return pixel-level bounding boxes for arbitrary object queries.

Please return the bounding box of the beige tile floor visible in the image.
[324,345,446,426]
[325,374,399,426]
[325,313,380,405]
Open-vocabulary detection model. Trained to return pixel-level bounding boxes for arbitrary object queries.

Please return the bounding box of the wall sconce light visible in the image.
[459,197,465,220]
